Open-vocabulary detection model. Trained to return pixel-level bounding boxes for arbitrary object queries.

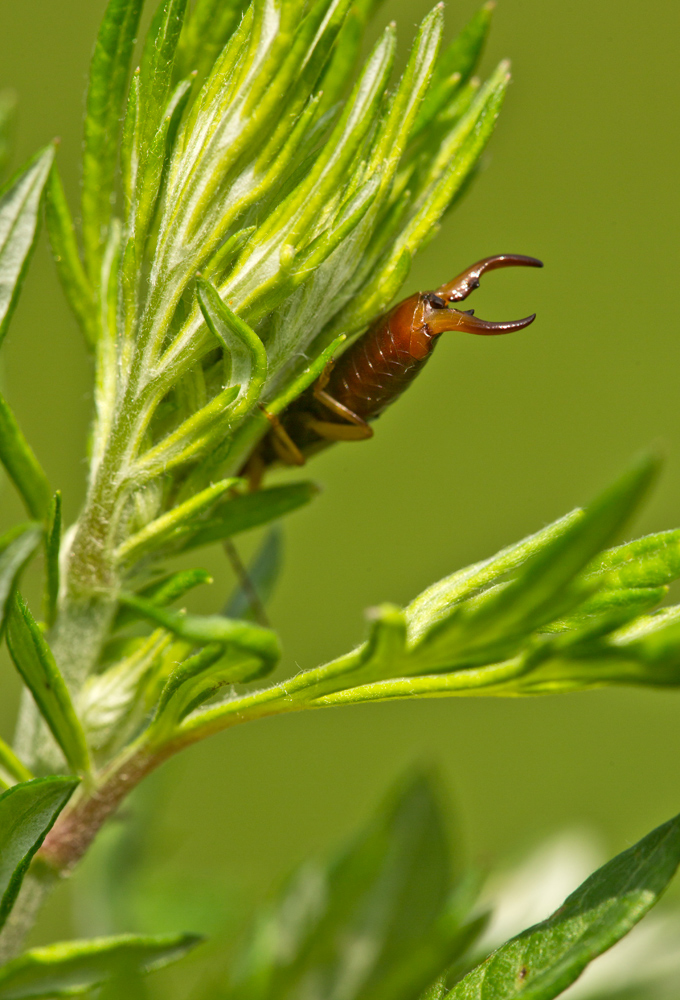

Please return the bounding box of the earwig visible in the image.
[244,254,542,486]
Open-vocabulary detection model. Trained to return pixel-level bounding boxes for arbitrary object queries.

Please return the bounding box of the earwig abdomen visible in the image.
[321,295,437,421]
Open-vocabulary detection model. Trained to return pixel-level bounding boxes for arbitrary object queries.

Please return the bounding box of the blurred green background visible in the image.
[2,0,680,966]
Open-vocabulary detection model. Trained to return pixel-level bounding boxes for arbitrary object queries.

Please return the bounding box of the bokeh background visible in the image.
[2,0,680,977]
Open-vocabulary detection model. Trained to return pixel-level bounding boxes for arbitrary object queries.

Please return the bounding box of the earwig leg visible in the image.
[306,386,374,441]
[260,406,306,467]
[242,448,266,492]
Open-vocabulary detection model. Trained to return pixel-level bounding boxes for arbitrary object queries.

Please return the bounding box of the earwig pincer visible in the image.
[245,254,542,485]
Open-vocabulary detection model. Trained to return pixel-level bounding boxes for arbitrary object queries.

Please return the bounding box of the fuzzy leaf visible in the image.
[0,777,78,931]
[118,593,281,679]
[197,277,268,419]
[171,482,318,553]
[116,477,240,564]
[6,595,92,777]
[447,811,680,1000]
[113,568,212,631]
[81,0,144,278]
[0,932,202,999]
[0,146,54,345]
[0,391,52,522]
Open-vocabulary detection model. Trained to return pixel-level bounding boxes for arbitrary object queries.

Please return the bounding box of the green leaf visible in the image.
[118,593,282,680]
[115,477,240,564]
[0,524,42,634]
[0,932,202,999]
[113,567,212,631]
[0,146,54,346]
[0,777,78,931]
[197,276,268,421]
[0,391,52,522]
[81,0,144,280]
[45,168,97,349]
[175,0,247,82]
[413,2,494,138]
[43,492,61,628]
[224,526,283,620]
[411,455,659,671]
[229,773,480,1000]
[6,595,92,777]
[0,739,33,789]
[0,91,17,180]
[171,482,319,554]
[447,810,680,1000]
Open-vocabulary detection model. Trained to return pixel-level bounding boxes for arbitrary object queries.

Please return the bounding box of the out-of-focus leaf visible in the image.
[6,595,92,777]
[0,391,52,522]
[81,0,144,279]
[0,92,17,179]
[447,811,680,1000]
[0,524,42,634]
[0,932,202,999]
[0,739,33,789]
[583,529,680,589]
[43,492,61,628]
[229,773,481,1000]
[45,168,97,349]
[175,0,247,82]
[0,145,54,345]
[0,777,78,931]
[171,482,319,554]
[223,526,283,620]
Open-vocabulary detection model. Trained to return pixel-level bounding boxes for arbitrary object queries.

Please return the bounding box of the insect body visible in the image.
[245,254,542,485]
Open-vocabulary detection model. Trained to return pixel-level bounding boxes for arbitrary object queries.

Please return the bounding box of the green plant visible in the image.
[1,0,680,995]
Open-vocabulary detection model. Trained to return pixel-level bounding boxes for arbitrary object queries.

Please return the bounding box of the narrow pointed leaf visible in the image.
[197,277,267,419]
[117,592,281,677]
[224,526,283,620]
[45,169,97,349]
[172,482,319,553]
[413,2,494,137]
[0,92,17,179]
[0,146,54,345]
[0,390,52,521]
[6,595,92,777]
[114,567,212,631]
[43,492,62,628]
[0,777,78,931]
[81,0,144,278]
[447,811,680,1000]
[0,739,32,788]
[0,932,202,999]
[0,524,42,632]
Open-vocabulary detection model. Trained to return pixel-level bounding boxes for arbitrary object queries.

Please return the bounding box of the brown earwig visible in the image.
[244,254,542,486]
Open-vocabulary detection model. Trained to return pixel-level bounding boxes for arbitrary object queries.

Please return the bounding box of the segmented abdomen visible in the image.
[324,296,436,420]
